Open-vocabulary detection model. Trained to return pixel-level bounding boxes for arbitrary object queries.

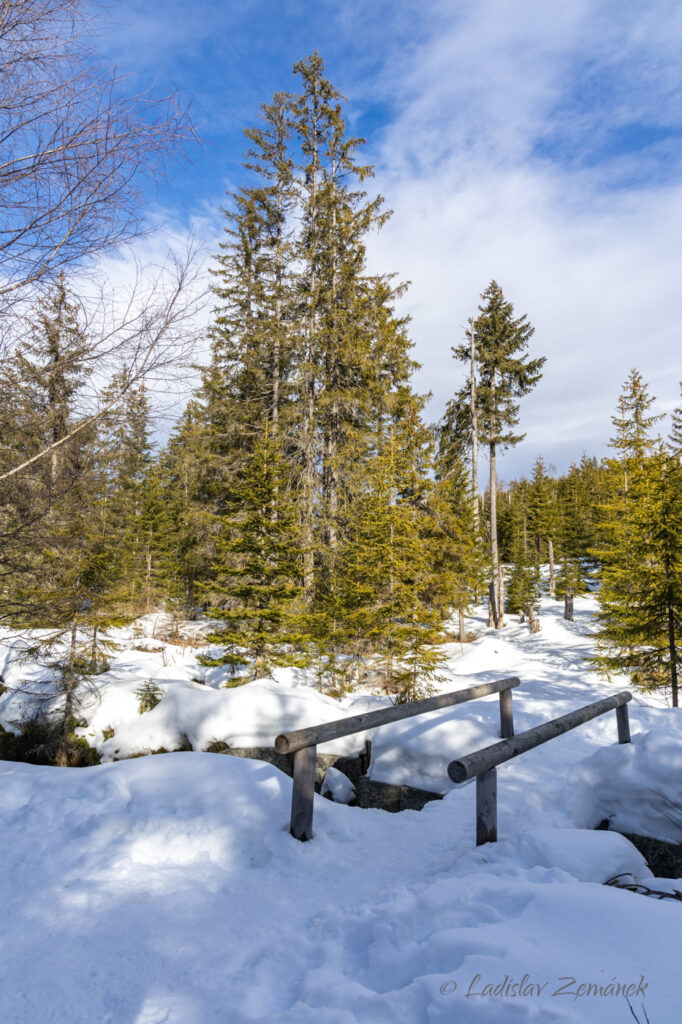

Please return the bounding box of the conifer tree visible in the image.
[506,531,541,625]
[457,282,545,629]
[591,371,680,705]
[1,278,96,623]
[153,403,216,623]
[95,370,152,615]
[556,456,604,567]
[338,415,445,700]
[0,278,127,760]
[450,319,480,525]
[203,427,306,680]
[198,53,431,684]
[289,52,389,598]
[669,384,682,460]
[432,399,486,639]
[555,556,590,601]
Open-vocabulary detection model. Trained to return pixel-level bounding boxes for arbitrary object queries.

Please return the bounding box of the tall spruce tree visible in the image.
[289,52,389,600]
[195,53,435,687]
[456,282,545,629]
[591,371,680,706]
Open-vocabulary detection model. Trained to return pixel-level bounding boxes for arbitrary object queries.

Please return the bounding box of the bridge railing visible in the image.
[275,676,521,841]
[447,690,632,845]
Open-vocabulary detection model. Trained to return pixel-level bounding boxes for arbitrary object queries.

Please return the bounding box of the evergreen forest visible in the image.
[1,52,680,773]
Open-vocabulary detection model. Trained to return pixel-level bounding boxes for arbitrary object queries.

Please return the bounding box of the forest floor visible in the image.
[0,597,680,1023]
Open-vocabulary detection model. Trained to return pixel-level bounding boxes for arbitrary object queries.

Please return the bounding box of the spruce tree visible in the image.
[432,398,486,639]
[289,52,389,599]
[153,402,215,623]
[0,278,130,761]
[197,53,433,684]
[669,384,682,460]
[338,415,445,700]
[95,370,153,615]
[203,427,306,680]
[458,282,545,629]
[591,371,680,706]
[506,530,541,625]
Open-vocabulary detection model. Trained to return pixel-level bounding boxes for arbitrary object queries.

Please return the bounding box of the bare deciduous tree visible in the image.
[0,0,196,309]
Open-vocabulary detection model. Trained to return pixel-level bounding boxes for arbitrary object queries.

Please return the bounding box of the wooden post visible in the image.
[476,767,497,845]
[616,703,631,744]
[290,744,317,841]
[564,592,574,621]
[499,687,514,739]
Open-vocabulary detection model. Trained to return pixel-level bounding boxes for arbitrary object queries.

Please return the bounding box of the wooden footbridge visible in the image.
[275,678,632,845]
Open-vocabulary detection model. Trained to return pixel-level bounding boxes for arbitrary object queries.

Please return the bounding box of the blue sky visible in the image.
[96,0,682,480]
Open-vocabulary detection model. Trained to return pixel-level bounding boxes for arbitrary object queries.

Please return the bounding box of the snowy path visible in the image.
[0,597,680,1022]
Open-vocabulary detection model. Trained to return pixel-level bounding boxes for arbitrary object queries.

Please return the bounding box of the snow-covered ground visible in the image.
[0,597,680,1022]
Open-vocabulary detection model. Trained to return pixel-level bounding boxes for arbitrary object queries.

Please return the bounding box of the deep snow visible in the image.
[0,596,680,1022]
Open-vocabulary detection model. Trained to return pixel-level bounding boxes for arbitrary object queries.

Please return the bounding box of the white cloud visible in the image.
[363,0,682,478]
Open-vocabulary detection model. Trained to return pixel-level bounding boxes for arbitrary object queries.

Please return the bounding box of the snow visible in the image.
[90,677,370,760]
[0,754,677,1023]
[0,595,680,1022]
[0,636,370,757]
[321,765,356,804]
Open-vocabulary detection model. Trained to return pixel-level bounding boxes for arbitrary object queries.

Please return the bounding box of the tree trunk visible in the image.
[301,86,320,599]
[324,159,339,558]
[564,592,574,621]
[271,183,283,436]
[548,538,555,598]
[302,368,316,596]
[664,547,678,707]
[489,440,501,628]
[458,607,465,643]
[469,320,479,526]
[90,623,98,672]
[145,544,152,612]
[488,580,497,628]
[56,618,79,766]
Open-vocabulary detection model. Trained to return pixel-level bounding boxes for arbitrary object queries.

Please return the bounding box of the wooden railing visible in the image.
[447,690,632,846]
[275,676,520,841]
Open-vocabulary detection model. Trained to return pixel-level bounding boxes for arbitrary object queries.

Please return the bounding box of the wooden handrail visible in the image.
[447,691,632,846]
[283,676,520,841]
[276,677,520,755]
[448,691,632,782]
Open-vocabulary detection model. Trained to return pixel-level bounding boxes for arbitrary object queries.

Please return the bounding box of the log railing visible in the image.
[447,690,632,846]
[276,676,520,841]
